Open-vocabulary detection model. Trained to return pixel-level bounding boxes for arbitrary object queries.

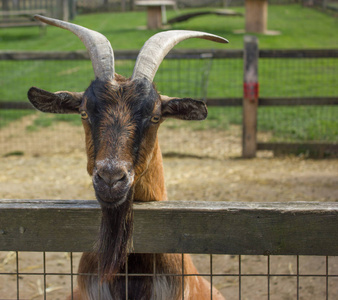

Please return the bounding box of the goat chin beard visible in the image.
[96,189,134,281]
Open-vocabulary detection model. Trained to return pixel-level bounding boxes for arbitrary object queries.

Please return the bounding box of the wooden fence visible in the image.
[241,38,338,158]
[0,47,337,157]
[0,0,76,22]
[1,199,337,254]
[1,199,337,299]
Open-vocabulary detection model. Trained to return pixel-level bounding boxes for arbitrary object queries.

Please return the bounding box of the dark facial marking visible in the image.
[83,79,160,167]
[97,191,134,280]
[80,79,162,279]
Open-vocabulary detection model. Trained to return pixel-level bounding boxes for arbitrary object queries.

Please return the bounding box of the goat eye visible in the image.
[150,115,160,123]
[80,111,88,119]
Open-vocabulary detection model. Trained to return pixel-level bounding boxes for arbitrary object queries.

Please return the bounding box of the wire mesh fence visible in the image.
[258,55,338,144]
[0,52,244,158]
[1,252,337,298]
[0,49,337,158]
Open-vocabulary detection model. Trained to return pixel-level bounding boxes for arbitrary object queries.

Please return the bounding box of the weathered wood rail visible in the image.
[0,199,337,256]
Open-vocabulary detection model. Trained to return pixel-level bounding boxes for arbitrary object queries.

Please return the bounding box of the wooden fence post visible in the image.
[62,0,69,21]
[245,0,268,34]
[242,35,259,158]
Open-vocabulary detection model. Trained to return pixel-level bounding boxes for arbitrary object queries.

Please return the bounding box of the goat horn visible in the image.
[34,15,116,83]
[131,30,228,82]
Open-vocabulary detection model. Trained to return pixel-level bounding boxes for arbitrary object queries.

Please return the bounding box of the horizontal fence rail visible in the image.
[0,49,240,61]
[1,199,337,255]
[1,49,337,60]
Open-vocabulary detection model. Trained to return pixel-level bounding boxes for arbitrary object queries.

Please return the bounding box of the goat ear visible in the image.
[161,95,208,120]
[28,87,83,114]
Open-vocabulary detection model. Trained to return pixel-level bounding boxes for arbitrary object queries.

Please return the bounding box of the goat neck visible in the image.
[134,136,167,202]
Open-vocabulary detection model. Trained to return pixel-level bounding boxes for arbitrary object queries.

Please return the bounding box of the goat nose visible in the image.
[97,168,127,187]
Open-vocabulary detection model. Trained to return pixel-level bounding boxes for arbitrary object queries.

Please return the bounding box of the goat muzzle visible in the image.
[92,160,134,206]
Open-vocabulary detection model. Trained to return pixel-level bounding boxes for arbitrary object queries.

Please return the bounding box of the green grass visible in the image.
[0,60,93,101]
[163,106,338,142]
[258,106,338,141]
[1,5,337,50]
[0,5,337,142]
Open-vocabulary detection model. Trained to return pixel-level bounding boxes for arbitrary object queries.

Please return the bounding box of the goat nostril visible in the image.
[96,170,127,187]
[97,172,109,185]
[119,173,127,182]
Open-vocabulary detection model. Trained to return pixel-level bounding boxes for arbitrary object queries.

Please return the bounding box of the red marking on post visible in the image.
[244,82,259,102]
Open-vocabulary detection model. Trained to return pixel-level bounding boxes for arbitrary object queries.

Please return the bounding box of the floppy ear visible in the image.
[160,95,208,121]
[27,87,83,114]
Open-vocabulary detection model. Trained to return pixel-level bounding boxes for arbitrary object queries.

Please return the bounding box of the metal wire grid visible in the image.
[1,54,337,155]
[257,56,338,143]
[259,57,338,98]
[0,58,215,157]
[1,252,337,300]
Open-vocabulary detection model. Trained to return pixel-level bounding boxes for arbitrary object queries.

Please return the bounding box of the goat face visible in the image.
[81,78,161,207]
[27,15,227,206]
[28,76,208,278]
[28,77,208,207]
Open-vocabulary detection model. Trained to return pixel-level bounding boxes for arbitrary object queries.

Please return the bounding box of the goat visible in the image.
[28,15,228,300]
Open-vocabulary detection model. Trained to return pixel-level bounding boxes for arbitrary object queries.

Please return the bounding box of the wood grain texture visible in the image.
[0,200,337,255]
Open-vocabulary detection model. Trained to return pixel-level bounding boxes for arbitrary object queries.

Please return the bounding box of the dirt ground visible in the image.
[0,118,337,299]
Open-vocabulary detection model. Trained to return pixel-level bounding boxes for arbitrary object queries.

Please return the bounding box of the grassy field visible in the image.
[0,4,337,142]
[1,5,337,50]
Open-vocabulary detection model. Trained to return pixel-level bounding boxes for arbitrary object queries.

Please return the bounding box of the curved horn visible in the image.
[34,15,115,83]
[131,30,228,82]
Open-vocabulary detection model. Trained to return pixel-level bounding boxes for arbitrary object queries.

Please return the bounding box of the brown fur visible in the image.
[73,134,225,299]
[26,21,226,299]
[28,76,223,299]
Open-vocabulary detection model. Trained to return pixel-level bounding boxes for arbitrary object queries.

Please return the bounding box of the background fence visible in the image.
[0,199,337,299]
[0,47,337,158]
[0,0,75,21]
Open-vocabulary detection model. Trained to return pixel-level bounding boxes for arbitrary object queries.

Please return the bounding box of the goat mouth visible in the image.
[94,184,133,207]
[96,192,129,208]
[92,172,134,207]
